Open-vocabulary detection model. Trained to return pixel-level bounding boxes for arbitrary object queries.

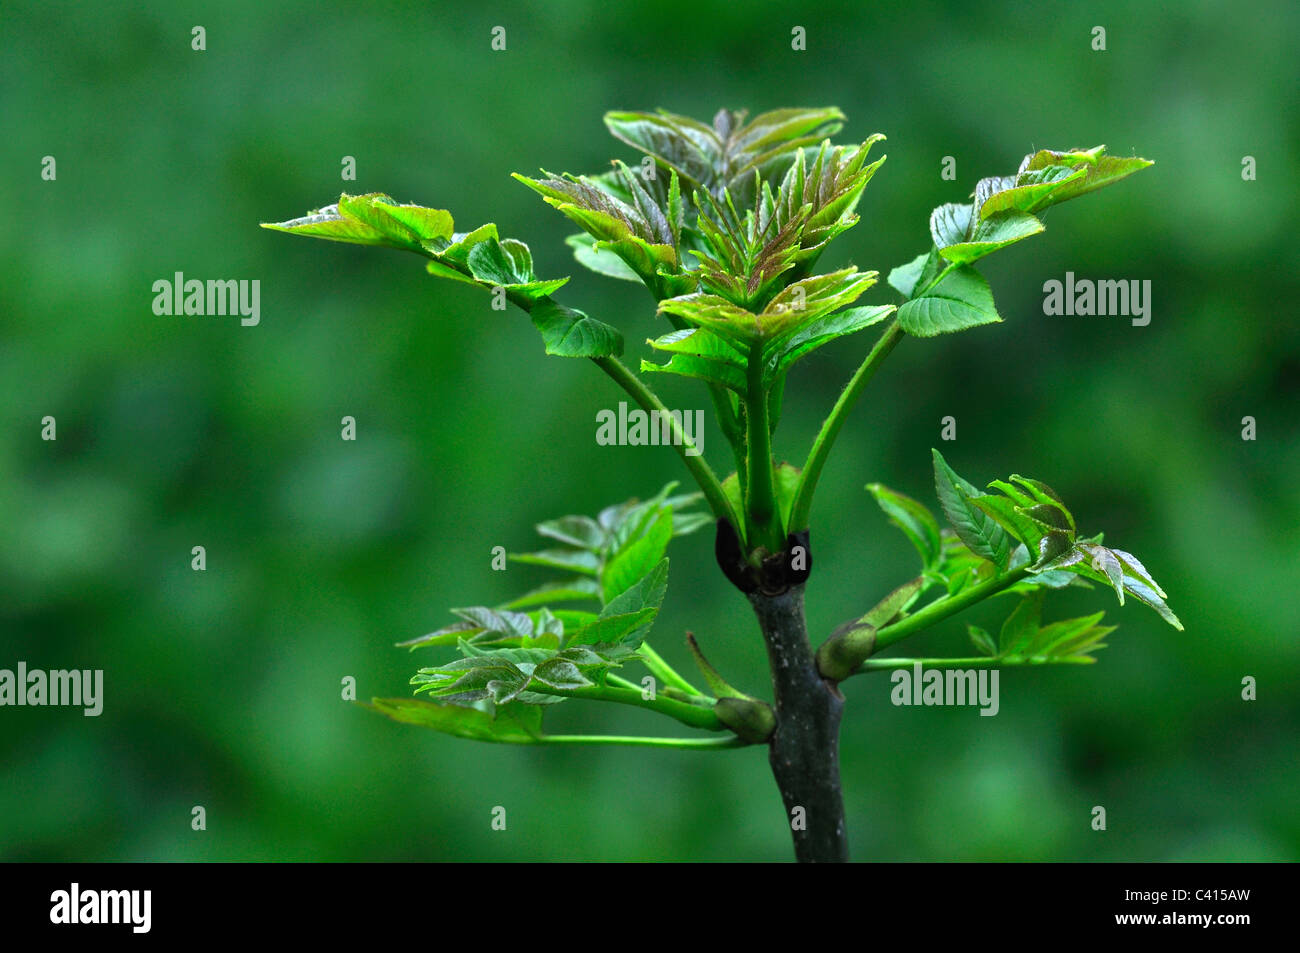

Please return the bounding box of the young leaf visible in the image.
[939,211,1044,265]
[887,249,941,299]
[602,556,669,619]
[691,186,811,310]
[659,268,877,348]
[601,507,673,603]
[641,352,748,393]
[766,304,895,379]
[1015,147,1154,208]
[604,107,845,198]
[535,515,605,550]
[976,164,1085,218]
[509,548,602,575]
[529,299,624,358]
[531,658,593,691]
[565,233,641,282]
[572,560,670,650]
[999,591,1043,656]
[866,483,942,571]
[897,267,1000,337]
[261,193,454,250]
[766,135,887,262]
[513,171,679,292]
[932,449,1013,569]
[264,195,572,304]
[452,606,534,640]
[967,624,998,657]
[971,495,1046,553]
[929,203,973,249]
[363,697,543,744]
[466,238,569,297]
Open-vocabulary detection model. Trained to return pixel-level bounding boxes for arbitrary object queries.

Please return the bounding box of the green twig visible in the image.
[745,337,783,551]
[593,355,739,529]
[638,642,707,697]
[869,564,1032,655]
[857,655,1093,673]
[856,656,1004,672]
[789,321,904,532]
[537,681,723,731]
[536,734,748,748]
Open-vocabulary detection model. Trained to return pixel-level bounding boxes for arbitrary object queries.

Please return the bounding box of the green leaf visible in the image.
[397,605,538,651]
[397,620,479,650]
[570,557,670,648]
[967,624,998,657]
[971,494,1046,552]
[932,449,1012,569]
[929,203,973,249]
[659,268,878,348]
[1110,547,1166,598]
[513,170,680,291]
[530,299,624,358]
[866,483,942,571]
[1028,611,1109,658]
[435,224,500,270]
[898,267,1000,337]
[531,658,593,690]
[1017,147,1154,207]
[377,203,459,243]
[451,606,534,639]
[363,697,542,744]
[567,609,658,647]
[604,106,845,198]
[534,515,605,550]
[414,655,528,703]
[1119,576,1183,631]
[988,478,1037,507]
[1079,542,1126,604]
[887,250,940,299]
[466,238,568,297]
[641,353,747,393]
[939,211,1044,265]
[648,327,746,366]
[602,556,669,619]
[977,164,1085,218]
[690,187,810,310]
[931,530,993,597]
[500,578,601,611]
[261,193,454,250]
[766,135,887,261]
[643,326,748,391]
[603,111,721,196]
[1010,477,1074,525]
[767,304,895,377]
[999,592,1043,656]
[565,233,641,282]
[1034,530,1075,568]
[509,548,601,575]
[601,507,673,603]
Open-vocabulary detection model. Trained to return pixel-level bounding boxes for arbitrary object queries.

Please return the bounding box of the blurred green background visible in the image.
[3,0,1297,862]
